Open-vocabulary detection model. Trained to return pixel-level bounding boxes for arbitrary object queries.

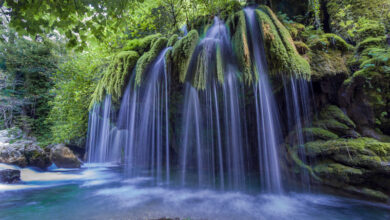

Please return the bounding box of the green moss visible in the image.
[256,6,311,79]
[313,162,364,182]
[302,127,339,140]
[307,33,353,52]
[294,41,309,55]
[309,49,350,80]
[230,11,254,85]
[170,30,199,83]
[123,34,162,54]
[90,51,139,107]
[319,105,356,129]
[304,138,390,159]
[135,37,168,86]
[167,34,179,47]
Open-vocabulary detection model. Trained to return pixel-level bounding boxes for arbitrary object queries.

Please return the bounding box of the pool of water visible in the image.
[0,163,389,220]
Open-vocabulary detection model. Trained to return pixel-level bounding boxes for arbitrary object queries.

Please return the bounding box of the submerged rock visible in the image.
[50,144,82,168]
[0,169,21,183]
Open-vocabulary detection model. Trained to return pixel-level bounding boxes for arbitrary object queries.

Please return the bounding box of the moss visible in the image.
[135,37,168,86]
[307,33,353,52]
[313,162,364,183]
[230,11,254,84]
[304,138,390,159]
[302,127,339,140]
[170,30,199,83]
[123,34,162,54]
[294,41,309,55]
[167,34,179,47]
[90,51,139,107]
[256,6,311,79]
[319,105,356,129]
[309,49,350,80]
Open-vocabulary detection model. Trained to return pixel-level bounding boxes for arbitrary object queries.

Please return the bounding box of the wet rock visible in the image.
[0,169,21,183]
[24,144,51,169]
[50,144,82,168]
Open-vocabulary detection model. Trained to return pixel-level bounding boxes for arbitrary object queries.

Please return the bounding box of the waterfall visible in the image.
[244,8,283,193]
[85,9,309,194]
[86,96,121,163]
[118,47,171,183]
[283,76,313,190]
[180,17,247,189]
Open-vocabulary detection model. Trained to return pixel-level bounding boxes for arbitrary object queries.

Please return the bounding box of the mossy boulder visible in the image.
[289,137,390,202]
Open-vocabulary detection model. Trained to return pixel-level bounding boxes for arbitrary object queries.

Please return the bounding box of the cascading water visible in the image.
[86,96,121,163]
[86,8,303,194]
[244,8,283,193]
[283,76,313,190]
[117,47,171,183]
[180,17,247,190]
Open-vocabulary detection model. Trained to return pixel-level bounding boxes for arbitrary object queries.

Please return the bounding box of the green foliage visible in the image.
[48,52,106,146]
[326,0,389,43]
[0,30,60,141]
[123,34,162,55]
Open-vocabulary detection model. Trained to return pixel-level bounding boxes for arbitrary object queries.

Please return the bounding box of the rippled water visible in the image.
[0,164,389,220]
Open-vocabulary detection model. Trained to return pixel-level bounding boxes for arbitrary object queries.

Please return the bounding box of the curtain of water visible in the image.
[283,76,313,190]
[180,17,247,190]
[244,8,283,193]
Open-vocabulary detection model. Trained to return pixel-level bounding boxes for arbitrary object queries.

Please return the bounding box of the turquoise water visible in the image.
[0,164,389,220]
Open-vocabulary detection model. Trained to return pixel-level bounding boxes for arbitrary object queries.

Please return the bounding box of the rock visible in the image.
[24,144,51,169]
[0,129,51,169]
[0,145,27,167]
[50,144,82,168]
[0,169,21,183]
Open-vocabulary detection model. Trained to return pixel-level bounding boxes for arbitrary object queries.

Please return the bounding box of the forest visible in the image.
[0,0,390,219]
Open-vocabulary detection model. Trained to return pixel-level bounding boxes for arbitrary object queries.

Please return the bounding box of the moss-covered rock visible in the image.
[169,30,199,83]
[288,137,390,202]
[256,6,311,79]
[167,34,179,47]
[123,34,162,55]
[135,37,168,85]
[302,127,339,140]
[90,51,139,107]
[229,11,254,85]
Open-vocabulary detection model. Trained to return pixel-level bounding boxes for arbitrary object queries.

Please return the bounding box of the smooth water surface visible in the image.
[1,164,389,220]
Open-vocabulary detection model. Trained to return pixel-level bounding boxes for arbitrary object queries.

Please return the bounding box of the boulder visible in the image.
[0,144,27,167]
[50,144,82,168]
[24,144,51,169]
[0,169,21,183]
